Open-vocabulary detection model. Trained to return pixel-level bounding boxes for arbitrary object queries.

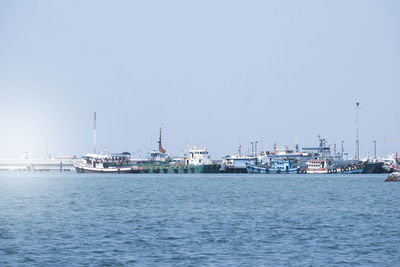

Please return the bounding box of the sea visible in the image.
[1,172,399,266]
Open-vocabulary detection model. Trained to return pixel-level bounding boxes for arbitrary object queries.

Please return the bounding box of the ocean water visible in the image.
[0,172,399,266]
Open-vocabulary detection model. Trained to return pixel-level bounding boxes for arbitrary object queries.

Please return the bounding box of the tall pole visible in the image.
[93,112,97,154]
[373,140,376,159]
[255,141,258,156]
[341,141,344,156]
[250,142,254,157]
[356,102,360,160]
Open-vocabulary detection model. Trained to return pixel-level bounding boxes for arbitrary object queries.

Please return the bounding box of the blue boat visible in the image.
[246,158,299,174]
[338,164,364,174]
[246,163,269,173]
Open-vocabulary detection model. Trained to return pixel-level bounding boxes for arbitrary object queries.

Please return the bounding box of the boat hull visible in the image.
[362,162,385,173]
[304,169,330,174]
[246,163,298,174]
[340,167,364,174]
[135,164,221,174]
[301,168,338,174]
[220,167,248,173]
[246,164,268,173]
[74,164,139,173]
[74,161,220,174]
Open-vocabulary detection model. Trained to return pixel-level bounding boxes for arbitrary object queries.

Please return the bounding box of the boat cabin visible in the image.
[270,158,298,172]
[84,152,131,169]
[306,159,331,171]
[147,151,170,163]
[185,147,211,165]
[222,155,258,168]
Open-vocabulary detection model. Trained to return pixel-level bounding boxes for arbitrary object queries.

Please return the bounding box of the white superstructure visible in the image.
[305,159,332,174]
[185,146,212,165]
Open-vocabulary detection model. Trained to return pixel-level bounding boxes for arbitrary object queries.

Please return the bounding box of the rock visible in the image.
[385,173,400,182]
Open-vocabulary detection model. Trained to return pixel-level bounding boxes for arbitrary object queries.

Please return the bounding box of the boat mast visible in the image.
[93,112,96,154]
[158,127,166,153]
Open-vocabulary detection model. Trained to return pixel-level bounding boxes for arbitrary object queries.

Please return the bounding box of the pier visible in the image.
[0,157,79,172]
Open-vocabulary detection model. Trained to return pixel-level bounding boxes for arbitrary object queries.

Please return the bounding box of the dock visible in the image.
[0,157,80,172]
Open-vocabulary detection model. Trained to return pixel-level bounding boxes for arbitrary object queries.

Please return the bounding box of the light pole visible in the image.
[341,141,344,156]
[250,142,254,157]
[373,140,376,159]
[93,112,97,154]
[355,102,360,160]
[255,141,258,156]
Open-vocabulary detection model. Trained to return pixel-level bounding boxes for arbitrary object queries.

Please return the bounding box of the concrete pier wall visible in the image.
[0,157,80,172]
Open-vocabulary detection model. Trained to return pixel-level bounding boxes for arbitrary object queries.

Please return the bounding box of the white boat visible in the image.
[74,152,139,173]
[303,158,337,174]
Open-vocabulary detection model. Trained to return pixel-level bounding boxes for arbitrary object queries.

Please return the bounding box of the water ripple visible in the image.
[0,173,400,265]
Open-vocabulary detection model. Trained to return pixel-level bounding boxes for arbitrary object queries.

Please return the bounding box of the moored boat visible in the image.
[339,164,364,174]
[302,158,337,174]
[221,155,258,173]
[246,158,299,174]
[246,162,268,173]
[134,146,220,174]
[132,128,220,174]
[74,152,139,173]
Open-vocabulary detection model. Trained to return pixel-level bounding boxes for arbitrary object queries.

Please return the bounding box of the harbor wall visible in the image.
[0,157,79,172]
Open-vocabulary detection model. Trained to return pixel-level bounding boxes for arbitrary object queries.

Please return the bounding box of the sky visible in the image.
[0,0,399,159]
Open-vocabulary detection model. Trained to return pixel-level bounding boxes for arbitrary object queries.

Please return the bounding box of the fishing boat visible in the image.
[134,146,220,174]
[132,128,220,174]
[339,164,364,174]
[245,162,269,173]
[269,158,299,173]
[246,158,299,174]
[302,158,337,174]
[221,155,258,173]
[73,152,139,173]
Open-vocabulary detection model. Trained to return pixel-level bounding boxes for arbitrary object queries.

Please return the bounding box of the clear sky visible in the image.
[0,0,399,159]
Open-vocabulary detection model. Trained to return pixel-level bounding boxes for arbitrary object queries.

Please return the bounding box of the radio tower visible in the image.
[93,112,97,154]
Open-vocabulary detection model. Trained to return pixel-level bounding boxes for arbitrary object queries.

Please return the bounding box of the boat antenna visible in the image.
[158,126,166,153]
[93,112,96,154]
